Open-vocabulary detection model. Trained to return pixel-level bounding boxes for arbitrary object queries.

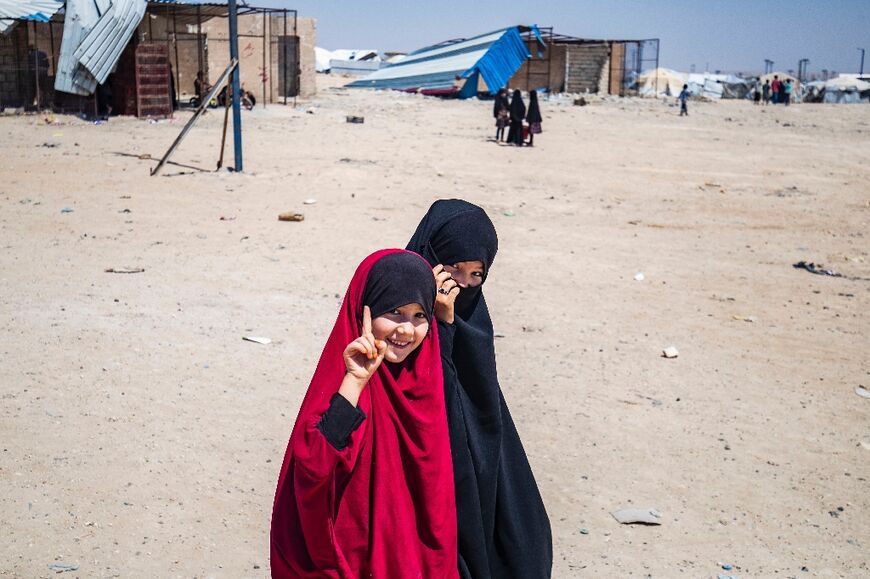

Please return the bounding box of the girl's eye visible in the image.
[472,271,483,277]
[390,309,401,315]
[415,312,427,319]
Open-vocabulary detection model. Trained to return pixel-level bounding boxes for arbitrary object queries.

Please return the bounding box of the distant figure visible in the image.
[753,80,761,104]
[678,83,690,116]
[194,71,210,101]
[783,79,793,106]
[770,75,781,104]
[762,79,771,105]
[506,89,525,146]
[525,89,542,146]
[493,88,509,142]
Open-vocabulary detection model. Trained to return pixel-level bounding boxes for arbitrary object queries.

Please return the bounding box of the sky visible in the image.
[245,0,869,74]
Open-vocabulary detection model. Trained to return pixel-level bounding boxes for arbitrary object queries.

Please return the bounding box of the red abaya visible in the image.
[270,249,458,578]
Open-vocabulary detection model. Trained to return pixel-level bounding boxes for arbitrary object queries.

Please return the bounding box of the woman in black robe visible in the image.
[525,90,543,147]
[505,90,525,147]
[406,199,553,579]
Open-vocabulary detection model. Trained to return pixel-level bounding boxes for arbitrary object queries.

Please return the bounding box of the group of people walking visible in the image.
[493,88,543,146]
[270,199,553,578]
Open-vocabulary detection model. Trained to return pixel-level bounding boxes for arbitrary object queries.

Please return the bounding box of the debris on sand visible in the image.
[611,507,662,525]
[278,212,304,222]
[243,336,272,345]
[104,267,145,274]
[662,346,679,359]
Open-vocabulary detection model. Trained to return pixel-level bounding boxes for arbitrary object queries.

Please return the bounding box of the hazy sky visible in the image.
[245,0,869,74]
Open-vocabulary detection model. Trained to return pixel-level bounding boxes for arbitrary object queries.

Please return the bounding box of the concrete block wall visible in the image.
[565,43,609,93]
[0,26,30,108]
[204,14,316,102]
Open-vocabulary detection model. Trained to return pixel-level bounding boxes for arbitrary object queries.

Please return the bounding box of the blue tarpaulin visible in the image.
[348,26,540,98]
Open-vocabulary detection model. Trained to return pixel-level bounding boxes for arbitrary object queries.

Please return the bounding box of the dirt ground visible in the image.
[1,76,868,578]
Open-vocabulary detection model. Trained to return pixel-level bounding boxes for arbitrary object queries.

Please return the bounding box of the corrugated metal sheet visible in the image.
[0,0,63,34]
[55,0,147,96]
[347,27,533,97]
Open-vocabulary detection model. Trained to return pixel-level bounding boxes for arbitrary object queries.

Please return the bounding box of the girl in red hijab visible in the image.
[271,249,458,578]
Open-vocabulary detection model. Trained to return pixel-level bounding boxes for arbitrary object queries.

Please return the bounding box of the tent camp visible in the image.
[316,47,381,74]
[638,67,750,99]
[804,75,870,104]
[347,26,542,97]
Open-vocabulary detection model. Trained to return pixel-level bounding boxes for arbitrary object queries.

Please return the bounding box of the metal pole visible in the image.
[172,7,180,105]
[283,9,287,105]
[859,48,865,76]
[262,11,266,107]
[228,0,243,171]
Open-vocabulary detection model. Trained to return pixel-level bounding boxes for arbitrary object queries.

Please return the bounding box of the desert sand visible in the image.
[1,77,868,578]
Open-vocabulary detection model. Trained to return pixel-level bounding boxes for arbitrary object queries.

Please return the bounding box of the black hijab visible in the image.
[493,89,509,117]
[509,89,525,122]
[526,90,542,123]
[406,199,553,579]
[362,251,435,322]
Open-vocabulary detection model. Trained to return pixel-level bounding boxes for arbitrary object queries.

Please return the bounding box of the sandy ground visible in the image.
[1,76,869,578]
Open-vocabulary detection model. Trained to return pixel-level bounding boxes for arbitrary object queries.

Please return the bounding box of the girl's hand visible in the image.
[343,305,387,385]
[433,264,460,324]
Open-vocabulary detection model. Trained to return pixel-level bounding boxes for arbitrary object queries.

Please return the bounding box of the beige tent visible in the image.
[638,67,687,97]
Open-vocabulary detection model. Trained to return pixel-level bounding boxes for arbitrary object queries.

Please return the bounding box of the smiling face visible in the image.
[443,260,485,289]
[371,303,430,363]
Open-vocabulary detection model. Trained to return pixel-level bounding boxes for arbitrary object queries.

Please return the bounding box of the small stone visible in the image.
[662,346,679,359]
[580,528,589,535]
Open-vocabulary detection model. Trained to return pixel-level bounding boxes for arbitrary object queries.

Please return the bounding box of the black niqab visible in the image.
[509,89,525,122]
[526,90,542,123]
[406,199,553,579]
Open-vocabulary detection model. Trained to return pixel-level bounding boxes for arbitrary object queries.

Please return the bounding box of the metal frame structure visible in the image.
[0,2,301,113]
[510,31,660,96]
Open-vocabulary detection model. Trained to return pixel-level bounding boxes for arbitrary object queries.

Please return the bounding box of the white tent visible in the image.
[804,75,870,104]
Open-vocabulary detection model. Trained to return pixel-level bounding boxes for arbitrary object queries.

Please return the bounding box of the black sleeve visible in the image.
[316,392,366,451]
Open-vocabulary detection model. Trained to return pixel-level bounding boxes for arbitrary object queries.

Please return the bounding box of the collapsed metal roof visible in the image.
[0,0,63,34]
[55,0,148,96]
[347,26,542,97]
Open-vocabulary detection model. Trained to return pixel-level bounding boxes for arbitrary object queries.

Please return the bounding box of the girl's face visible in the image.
[443,261,485,288]
[371,303,430,363]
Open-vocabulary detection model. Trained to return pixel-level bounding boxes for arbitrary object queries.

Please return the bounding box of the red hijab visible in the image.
[270,249,458,578]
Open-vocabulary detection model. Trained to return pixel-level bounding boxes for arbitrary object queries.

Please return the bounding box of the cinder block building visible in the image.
[0,2,316,114]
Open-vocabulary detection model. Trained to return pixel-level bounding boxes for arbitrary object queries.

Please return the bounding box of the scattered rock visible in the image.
[662,346,679,359]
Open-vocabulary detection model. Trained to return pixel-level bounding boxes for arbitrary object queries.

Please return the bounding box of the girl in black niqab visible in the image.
[525,90,543,147]
[406,199,553,579]
[506,90,526,147]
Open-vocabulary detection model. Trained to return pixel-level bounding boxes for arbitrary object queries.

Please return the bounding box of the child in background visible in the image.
[678,84,690,116]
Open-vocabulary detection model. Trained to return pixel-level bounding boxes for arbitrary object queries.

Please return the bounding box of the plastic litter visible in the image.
[243,336,272,345]
[634,272,645,281]
[662,346,679,359]
[278,212,304,222]
[855,386,870,399]
[611,507,662,525]
[47,563,79,573]
[60,207,74,214]
[303,198,317,205]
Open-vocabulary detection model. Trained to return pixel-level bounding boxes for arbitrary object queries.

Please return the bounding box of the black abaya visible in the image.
[506,90,526,146]
[407,199,553,579]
